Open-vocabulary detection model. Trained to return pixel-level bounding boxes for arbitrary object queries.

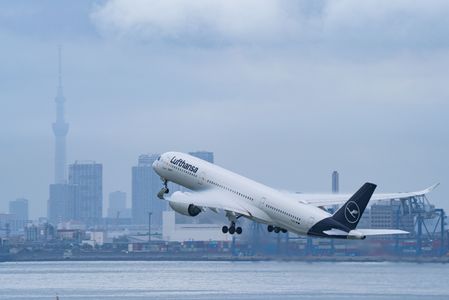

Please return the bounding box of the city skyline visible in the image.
[1,1,448,219]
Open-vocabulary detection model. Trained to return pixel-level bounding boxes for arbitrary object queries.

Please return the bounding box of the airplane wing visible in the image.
[166,190,254,218]
[286,183,439,207]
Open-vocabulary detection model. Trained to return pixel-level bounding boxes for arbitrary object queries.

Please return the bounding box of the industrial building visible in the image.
[163,211,231,242]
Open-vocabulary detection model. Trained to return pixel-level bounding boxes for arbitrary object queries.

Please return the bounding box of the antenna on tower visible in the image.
[58,44,62,88]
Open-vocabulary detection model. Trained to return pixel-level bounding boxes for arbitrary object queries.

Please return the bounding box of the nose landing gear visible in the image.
[157,179,170,199]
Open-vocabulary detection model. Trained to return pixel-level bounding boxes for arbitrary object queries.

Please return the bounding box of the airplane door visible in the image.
[198,171,206,186]
[258,196,267,209]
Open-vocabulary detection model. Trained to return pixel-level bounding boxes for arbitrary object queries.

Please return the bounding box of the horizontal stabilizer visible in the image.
[355,229,409,236]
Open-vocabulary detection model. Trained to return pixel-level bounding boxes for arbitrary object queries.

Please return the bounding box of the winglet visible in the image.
[423,183,440,194]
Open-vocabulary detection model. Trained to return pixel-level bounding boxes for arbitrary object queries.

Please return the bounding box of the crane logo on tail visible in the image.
[344,201,360,224]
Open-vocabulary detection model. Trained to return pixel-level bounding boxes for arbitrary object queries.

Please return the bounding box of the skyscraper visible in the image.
[52,46,69,184]
[132,154,168,226]
[9,198,29,221]
[69,161,103,225]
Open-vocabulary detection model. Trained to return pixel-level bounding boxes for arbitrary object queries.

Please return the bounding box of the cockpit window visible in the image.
[157,156,161,161]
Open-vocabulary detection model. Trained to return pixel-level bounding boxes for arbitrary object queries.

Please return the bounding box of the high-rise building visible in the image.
[48,183,78,224]
[132,154,167,226]
[69,161,103,225]
[332,171,339,194]
[52,46,69,184]
[107,191,127,218]
[9,198,29,221]
[189,151,214,163]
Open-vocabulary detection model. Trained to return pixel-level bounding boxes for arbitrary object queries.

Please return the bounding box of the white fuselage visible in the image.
[153,151,331,235]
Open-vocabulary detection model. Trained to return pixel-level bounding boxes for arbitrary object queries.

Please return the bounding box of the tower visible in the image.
[52,46,69,184]
[332,171,339,194]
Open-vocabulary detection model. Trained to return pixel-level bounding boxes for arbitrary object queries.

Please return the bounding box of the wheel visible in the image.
[274,227,280,233]
[222,226,228,234]
[267,225,274,232]
[157,190,165,200]
[236,227,242,235]
[229,226,236,234]
[281,228,287,233]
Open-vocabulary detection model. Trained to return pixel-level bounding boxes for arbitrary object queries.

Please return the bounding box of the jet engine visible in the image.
[169,201,201,217]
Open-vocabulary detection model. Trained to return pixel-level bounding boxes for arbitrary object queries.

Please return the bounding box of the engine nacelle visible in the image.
[169,201,201,217]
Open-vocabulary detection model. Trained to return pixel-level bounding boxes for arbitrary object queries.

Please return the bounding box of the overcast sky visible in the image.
[1,0,448,218]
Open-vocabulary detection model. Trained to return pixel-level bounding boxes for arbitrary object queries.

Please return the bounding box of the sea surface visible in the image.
[0,260,448,300]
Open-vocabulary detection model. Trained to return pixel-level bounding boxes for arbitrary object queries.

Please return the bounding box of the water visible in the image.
[0,261,448,299]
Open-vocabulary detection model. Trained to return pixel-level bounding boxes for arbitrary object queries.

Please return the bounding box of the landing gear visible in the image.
[157,179,170,199]
[267,225,287,234]
[222,221,243,235]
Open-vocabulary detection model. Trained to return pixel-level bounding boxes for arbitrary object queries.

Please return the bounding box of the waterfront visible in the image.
[0,261,448,299]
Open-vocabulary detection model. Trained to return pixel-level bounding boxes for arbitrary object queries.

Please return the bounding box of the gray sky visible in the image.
[1,0,448,218]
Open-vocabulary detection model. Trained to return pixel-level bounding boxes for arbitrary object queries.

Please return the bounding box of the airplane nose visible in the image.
[152,160,158,170]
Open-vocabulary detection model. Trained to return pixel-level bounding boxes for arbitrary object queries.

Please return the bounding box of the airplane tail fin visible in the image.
[332,182,377,230]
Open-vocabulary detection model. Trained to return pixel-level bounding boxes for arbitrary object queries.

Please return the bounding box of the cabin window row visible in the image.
[265,204,300,221]
[172,165,198,177]
[206,179,254,201]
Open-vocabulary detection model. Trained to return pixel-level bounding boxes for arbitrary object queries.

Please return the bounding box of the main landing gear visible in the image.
[222,212,243,235]
[157,179,170,200]
[267,225,287,234]
[222,222,242,235]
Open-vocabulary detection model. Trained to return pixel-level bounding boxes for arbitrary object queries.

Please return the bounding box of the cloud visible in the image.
[91,0,306,43]
[91,0,449,50]
[322,0,449,47]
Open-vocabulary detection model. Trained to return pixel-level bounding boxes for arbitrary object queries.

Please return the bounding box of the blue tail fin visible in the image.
[332,182,376,230]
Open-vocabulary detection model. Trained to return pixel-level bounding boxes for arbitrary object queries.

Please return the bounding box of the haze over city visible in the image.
[1,0,448,219]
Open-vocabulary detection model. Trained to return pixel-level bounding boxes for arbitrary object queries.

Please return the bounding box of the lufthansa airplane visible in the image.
[152,151,438,239]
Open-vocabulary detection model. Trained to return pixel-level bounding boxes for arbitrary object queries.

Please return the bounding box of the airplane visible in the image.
[152,151,438,239]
